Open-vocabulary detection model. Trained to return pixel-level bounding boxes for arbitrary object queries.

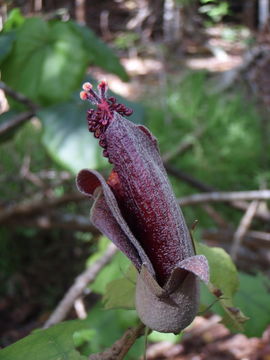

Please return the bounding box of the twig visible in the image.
[6,213,99,233]
[43,243,117,328]
[165,164,214,192]
[179,190,270,206]
[202,228,270,272]
[89,322,146,360]
[0,192,85,223]
[0,81,37,110]
[162,125,205,163]
[0,111,35,137]
[230,200,259,261]
[230,200,270,221]
[166,165,270,221]
[203,228,270,249]
[200,204,229,228]
[20,155,46,188]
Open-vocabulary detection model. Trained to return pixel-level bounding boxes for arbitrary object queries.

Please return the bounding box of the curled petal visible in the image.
[164,255,209,293]
[136,266,199,333]
[76,169,154,274]
[91,191,142,269]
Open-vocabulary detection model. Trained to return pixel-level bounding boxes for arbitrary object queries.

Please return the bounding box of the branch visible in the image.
[203,228,270,272]
[179,190,270,205]
[43,243,117,328]
[165,164,214,192]
[230,200,259,261]
[203,228,270,249]
[0,192,85,223]
[166,165,270,221]
[200,204,229,228]
[6,213,99,234]
[0,111,35,137]
[89,322,146,360]
[0,81,37,110]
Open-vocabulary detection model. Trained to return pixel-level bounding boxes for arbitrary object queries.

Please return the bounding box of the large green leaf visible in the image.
[103,264,137,310]
[75,302,143,358]
[38,97,107,172]
[70,22,129,81]
[0,320,88,360]
[196,242,239,299]
[234,272,270,337]
[38,89,145,172]
[1,18,88,105]
[0,31,16,65]
[196,242,248,332]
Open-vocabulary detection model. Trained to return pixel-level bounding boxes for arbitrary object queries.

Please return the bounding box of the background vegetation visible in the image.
[1,1,270,359]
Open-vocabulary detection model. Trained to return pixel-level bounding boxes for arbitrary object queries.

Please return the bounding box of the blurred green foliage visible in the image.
[0,9,128,106]
[199,0,230,23]
[148,72,265,192]
[146,71,268,226]
[1,6,270,357]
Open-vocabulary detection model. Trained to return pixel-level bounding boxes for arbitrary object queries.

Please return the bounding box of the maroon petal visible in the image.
[76,169,154,274]
[90,191,141,269]
[105,113,195,284]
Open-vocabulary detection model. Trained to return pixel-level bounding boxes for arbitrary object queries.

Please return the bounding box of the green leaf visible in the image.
[77,302,143,358]
[196,242,239,298]
[87,236,111,265]
[2,8,25,32]
[38,97,107,173]
[0,320,88,360]
[1,18,88,106]
[103,264,137,310]
[38,87,144,172]
[0,31,16,65]
[234,272,270,337]
[90,251,131,294]
[70,22,129,81]
[196,242,247,331]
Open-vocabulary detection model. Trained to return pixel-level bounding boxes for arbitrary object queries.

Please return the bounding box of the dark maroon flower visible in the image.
[77,82,209,333]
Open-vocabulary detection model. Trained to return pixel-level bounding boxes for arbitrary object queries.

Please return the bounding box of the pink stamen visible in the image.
[80,81,133,160]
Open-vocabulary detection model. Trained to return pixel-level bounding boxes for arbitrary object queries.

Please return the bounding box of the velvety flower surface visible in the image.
[77,82,209,333]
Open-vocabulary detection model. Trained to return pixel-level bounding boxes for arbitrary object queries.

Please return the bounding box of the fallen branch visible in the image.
[43,243,117,328]
[179,190,270,206]
[89,322,146,360]
[230,200,259,261]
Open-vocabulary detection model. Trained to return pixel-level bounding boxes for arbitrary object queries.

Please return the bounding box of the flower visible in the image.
[77,81,209,333]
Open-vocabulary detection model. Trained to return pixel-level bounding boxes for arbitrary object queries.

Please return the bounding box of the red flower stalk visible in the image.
[77,82,209,333]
